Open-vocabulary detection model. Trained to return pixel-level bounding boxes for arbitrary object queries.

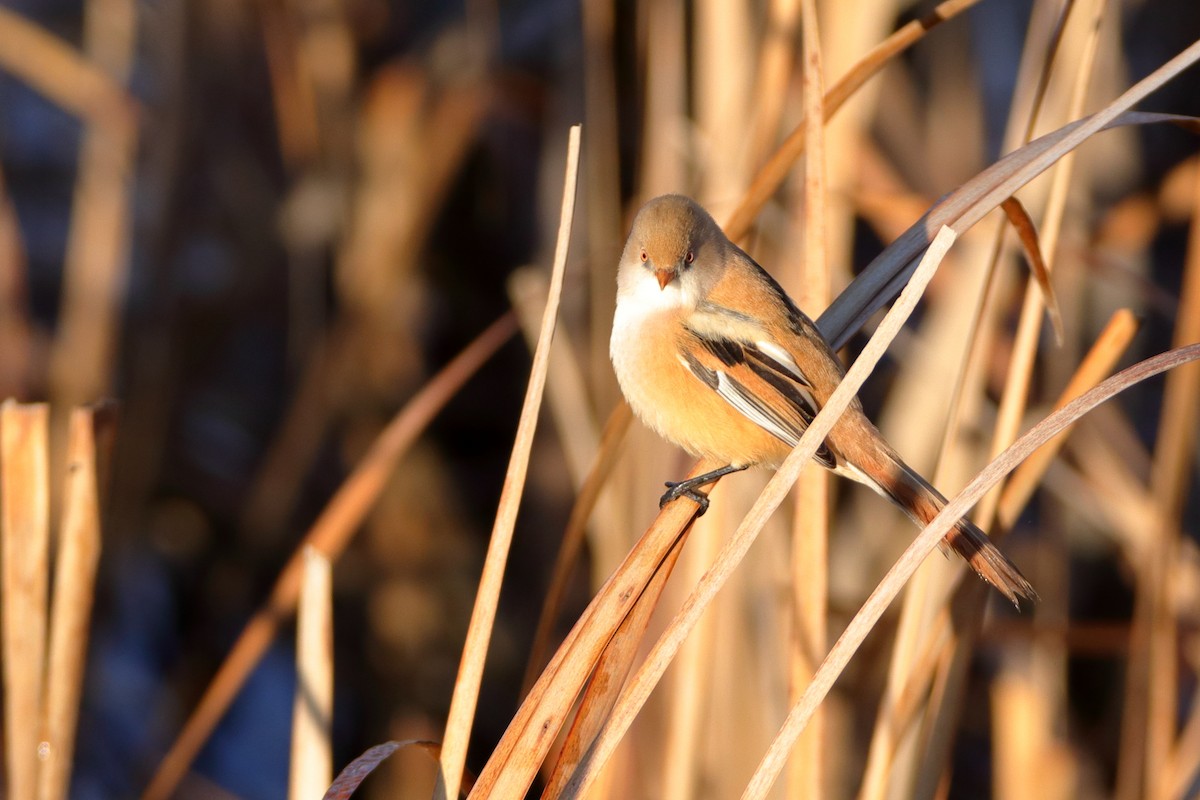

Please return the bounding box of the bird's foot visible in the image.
[660,481,711,515]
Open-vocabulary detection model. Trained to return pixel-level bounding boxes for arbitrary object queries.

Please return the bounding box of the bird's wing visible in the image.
[679,316,835,468]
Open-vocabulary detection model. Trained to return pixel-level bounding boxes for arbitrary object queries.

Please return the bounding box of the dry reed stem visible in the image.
[240,334,338,539]
[436,124,582,800]
[725,0,985,243]
[1138,159,1200,800]
[580,0,623,403]
[259,1,321,166]
[977,0,1102,533]
[996,307,1138,525]
[522,403,633,697]
[992,670,1076,800]
[0,6,137,127]
[142,311,518,800]
[289,547,334,800]
[48,0,137,412]
[658,501,724,800]
[747,0,800,170]
[788,1,829,797]
[1166,695,1200,800]
[468,457,720,798]
[509,267,600,488]
[636,0,688,197]
[1,401,50,800]
[542,519,688,799]
[746,341,1200,799]
[557,226,960,800]
[38,406,107,800]
[733,226,956,800]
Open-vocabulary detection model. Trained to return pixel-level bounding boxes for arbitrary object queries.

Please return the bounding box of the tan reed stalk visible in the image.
[38,406,107,800]
[637,0,688,197]
[0,7,136,126]
[996,307,1138,524]
[142,311,517,800]
[657,499,725,800]
[859,9,1127,793]
[522,403,632,697]
[47,0,137,412]
[288,547,334,800]
[788,1,830,797]
[1136,153,1200,800]
[1166,696,1200,799]
[976,0,1103,533]
[580,0,623,404]
[747,0,801,171]
[509,267,600,489]
[1,401,50,800]
[436,125,582,800]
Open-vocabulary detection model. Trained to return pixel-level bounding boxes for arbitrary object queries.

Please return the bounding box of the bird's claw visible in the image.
[659,481,710,516]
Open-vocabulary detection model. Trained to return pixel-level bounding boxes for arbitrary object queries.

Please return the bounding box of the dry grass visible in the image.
[0,2,1198,799]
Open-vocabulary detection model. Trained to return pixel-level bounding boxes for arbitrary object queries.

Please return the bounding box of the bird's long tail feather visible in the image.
[851,450,1037,608]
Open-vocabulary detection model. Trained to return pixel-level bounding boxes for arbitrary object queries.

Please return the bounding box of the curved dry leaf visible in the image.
[1000,196,1065,345]
[323,740,441,800]
[817,102,1200,350]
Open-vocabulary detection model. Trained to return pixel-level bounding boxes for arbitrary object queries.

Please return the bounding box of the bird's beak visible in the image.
[655,268,675,290]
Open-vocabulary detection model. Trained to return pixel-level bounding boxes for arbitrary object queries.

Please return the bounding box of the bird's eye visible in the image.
[640,250,648,262]
[685,251,695,264]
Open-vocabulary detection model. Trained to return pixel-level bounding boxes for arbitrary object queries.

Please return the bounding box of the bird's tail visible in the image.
[849,448,1037,608]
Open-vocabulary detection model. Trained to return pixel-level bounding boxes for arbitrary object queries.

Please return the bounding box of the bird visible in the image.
[609,194,1036,607]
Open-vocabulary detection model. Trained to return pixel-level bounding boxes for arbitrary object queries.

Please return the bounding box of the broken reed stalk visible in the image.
[141,311,518,800]
[288,547,333,800]
[1,401,50,800]
[435,123,582,800]
[38,406,108,800]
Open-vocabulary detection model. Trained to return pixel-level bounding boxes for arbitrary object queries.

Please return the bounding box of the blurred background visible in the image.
[1,0,1199,798]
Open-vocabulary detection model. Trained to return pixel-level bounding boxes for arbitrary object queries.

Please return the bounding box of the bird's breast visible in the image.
[610,298,790,468]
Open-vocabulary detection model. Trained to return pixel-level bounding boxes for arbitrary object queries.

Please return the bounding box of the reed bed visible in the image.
[0,1,1198,799]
